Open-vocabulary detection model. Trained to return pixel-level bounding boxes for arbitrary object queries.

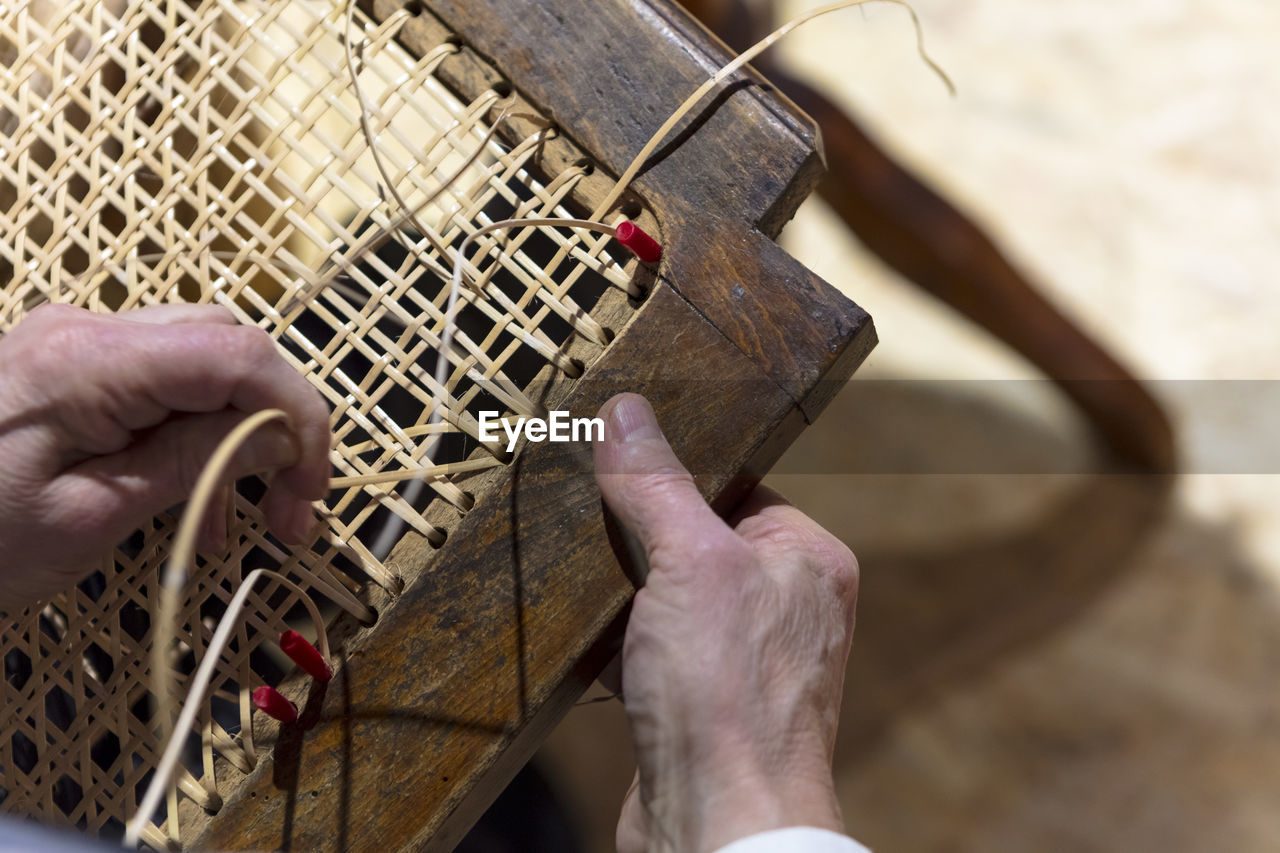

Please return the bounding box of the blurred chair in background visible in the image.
[684,0,1175,474]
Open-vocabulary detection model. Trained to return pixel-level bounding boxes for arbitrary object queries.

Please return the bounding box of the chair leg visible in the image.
[681,0,1175,472]
[779,72,1175,472]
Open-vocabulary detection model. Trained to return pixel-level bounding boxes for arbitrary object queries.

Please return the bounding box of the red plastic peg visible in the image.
[280,630,332,682]
[614,220,662,264]
[251,685,297,723]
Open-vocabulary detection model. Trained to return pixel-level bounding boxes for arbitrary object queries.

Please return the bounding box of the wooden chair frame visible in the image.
[15,0,875,848]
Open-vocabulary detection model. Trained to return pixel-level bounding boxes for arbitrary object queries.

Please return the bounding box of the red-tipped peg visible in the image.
[280,630,332,682]
[614,220,662,264]
[251,685,297,723]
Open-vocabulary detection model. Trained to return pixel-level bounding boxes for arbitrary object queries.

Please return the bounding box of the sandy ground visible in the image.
[540,1,1280,850]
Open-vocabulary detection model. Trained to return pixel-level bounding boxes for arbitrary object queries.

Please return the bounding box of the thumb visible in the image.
[54,411,298,542]
[592,394,734,574]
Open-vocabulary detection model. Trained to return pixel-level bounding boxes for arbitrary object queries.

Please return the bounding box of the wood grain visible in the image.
[408,0,872,408]
[194,282,818,851]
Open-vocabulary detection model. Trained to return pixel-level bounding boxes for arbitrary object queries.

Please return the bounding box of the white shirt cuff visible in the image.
[712,826,871,853]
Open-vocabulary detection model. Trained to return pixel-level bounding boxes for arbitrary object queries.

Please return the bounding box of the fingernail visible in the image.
[240,428,299,474]
[608,394,663,443]
[287,500,317,545]
[198,513,226,555]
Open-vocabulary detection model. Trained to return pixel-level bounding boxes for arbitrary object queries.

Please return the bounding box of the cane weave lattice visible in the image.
[0,0,636,847]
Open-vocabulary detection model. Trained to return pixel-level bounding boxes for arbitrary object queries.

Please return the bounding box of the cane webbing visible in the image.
[0,0,635,847]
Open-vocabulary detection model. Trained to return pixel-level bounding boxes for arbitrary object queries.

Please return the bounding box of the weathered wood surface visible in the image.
[406,0,873,415]
[190,0,876,849]
[194,281,829,851]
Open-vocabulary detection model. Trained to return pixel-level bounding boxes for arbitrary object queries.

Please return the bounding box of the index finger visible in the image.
[40,314,332,503]
[131,322,332,501]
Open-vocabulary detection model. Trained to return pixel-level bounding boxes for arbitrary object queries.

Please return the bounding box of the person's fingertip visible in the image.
[197,501,228,555]
[298,416,334,499]
[285,499,318,545]
[289,456,333,501]
[603,393,663,445]
[234,424,299,476]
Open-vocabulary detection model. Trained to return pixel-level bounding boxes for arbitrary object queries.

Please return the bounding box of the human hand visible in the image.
[0,303,331,612]
[593,393,859,853]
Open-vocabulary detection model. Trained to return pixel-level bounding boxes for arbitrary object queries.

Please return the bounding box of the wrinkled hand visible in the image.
[593,393,859,853]
[0,303,331,612]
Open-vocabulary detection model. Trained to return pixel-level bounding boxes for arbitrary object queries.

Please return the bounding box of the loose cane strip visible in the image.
[127,412,335,846]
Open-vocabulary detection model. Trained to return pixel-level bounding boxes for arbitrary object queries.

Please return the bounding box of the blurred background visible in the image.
[532,0,1280,850]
